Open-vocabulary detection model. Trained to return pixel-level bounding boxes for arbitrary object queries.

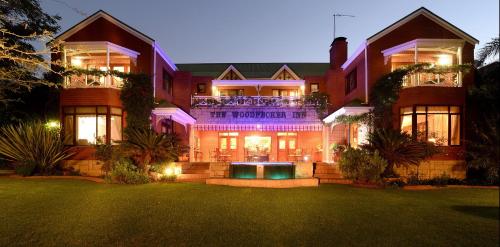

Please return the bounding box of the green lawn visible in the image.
[0,178,498,246]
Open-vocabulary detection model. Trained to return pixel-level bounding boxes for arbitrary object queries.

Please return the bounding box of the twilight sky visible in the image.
[41,0,499,64]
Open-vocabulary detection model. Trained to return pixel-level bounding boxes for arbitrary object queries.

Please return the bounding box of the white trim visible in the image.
[367,8,478,45]
[152,107,196,127]
[322,106,373,125]
[154,42,178,71]
[216,65,246,80]
[364,43,368,103]
[381,39,465,57]
[193,124,323,132]
[152,43,157,97]
[270,65,301,80]
[341,41,366,70]
[212,79,305,87]
[56,11,154,44]
[63,41,140,58]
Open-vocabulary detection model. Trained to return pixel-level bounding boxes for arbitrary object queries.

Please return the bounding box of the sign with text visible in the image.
[191,107,321,125]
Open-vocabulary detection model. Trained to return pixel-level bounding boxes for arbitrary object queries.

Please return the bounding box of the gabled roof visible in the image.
[54,10,155,44]
[342,7,479,70]
[177,63,329,78]
[216,65,246,80]
[270,65,301,80]
[367,7,479,45]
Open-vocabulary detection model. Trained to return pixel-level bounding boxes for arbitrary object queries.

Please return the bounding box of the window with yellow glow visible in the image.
[63,106,122,145]
[399,106,461,146]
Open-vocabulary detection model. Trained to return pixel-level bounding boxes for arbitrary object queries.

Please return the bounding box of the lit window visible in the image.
[399,106,461,146]
[220,138,227,150]
[229,137,237,150]
[63,106,123,145]
[310,83,319,93]
[279,139,286,149]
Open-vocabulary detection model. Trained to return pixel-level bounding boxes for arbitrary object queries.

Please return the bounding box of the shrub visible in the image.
[123,128,187,172]
[385,179,406,188]
[339,148,388,183]
[0,122,73,175]
[109,159,150,184]
[14,161,37,176]
[363,128,439,177]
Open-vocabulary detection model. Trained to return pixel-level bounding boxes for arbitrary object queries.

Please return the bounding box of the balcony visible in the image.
[402,72,459,87]
[191,95,320,107]
[382,39,465,88]
[62,41,139,89]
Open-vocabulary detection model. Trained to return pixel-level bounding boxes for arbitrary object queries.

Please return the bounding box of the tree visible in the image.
[476,37,499,66]
[363,128,439,177]
[0,0,61,106]
[466,61,499,183]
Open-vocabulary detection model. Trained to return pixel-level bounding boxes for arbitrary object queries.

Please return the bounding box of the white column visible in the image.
[106,46,110,87]
[414,44,419,86]
[63,47,68,86]
[189,126,195,162]
[322,125,330,163]
[458,47,463,86]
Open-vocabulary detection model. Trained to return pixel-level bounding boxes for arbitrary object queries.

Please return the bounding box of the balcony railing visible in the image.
[64,75,123,89]
[402,72,460,87]
[191,95,319,107]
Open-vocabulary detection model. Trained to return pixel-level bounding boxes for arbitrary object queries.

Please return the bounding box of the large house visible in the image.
[54,7,477,179]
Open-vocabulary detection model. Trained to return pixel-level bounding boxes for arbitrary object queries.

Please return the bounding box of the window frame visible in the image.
[345,69,357,95]
[399,105,461,146]
[310,83,319,93]
[162,69,173,95]
[63,106,123,146]
[197,83,206,94]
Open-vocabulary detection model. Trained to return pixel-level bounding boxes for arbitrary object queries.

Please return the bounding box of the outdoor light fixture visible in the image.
[164,165,182,176]
[45,120,60,129]
[437,54,452,66]
[71,57,82,67]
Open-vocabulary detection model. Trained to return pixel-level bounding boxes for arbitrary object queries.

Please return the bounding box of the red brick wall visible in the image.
[154,52,176,102]
[63,17,153,76]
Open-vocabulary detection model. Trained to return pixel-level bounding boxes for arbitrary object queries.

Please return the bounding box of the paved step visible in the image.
[181,169,210,174]
[314,173,344,179]
[318,178,352,184]
[177,173,209,182]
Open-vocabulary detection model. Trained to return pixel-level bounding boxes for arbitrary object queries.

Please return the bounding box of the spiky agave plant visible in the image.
[0,122,73,175]
[363,128,439,177]
[123,128,185,172]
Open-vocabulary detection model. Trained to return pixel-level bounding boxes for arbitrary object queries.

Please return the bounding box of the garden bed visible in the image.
[8,175,105,183]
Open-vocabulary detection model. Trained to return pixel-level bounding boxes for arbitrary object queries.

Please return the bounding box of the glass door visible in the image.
[277,132,297,161]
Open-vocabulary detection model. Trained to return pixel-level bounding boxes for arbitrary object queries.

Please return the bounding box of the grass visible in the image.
[0,178,498,246]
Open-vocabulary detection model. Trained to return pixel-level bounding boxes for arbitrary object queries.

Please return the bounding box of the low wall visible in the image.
[206,178,319,188]
[63,160,103,177]
[295,162,314,178]
[209,162,230,178]
[208,162,314,178]
[395,160,466,179]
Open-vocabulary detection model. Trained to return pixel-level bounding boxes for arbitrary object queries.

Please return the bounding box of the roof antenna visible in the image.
[333,14,355,39]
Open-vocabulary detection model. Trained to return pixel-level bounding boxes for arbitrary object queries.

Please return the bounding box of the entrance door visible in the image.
[218,132,238,161]
[277,132,297,161]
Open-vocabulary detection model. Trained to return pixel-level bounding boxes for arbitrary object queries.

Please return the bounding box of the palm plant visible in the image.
[123,128,185,172]
[363,128,439,177]
[477,37,499,66]
[0,122,73,175]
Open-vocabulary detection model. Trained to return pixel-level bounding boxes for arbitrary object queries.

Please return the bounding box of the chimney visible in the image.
[329,37,348,69]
